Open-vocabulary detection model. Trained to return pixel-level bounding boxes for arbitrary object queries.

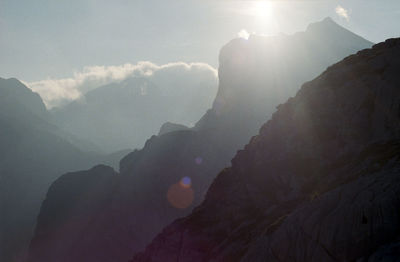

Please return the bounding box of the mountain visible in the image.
[158,122,189,136]
[132,38,400,262]
[27,18,373,262]
[0,78,48,121]
[0,78,122,262]
[52,73,217,153]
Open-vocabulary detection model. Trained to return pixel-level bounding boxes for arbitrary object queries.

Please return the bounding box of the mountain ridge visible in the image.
[51,68,217,153]
[0,78,125,262]
[131,38,400,262]
[28,18,374,262]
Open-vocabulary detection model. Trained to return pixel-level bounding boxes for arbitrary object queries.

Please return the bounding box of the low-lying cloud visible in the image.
[238,29,250,40]
[26,62,218,108]
[335,5,349,21]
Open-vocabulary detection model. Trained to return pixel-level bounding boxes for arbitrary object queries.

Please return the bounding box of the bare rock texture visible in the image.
[132,38,400,262]
[28,18,373,262]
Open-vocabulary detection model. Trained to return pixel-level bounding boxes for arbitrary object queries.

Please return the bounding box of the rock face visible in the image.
[0,78,109,262]
[28,18,373,262]
[132,38,400,262]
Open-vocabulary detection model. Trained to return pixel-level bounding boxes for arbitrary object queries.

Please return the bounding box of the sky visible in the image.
[1,0,399,83]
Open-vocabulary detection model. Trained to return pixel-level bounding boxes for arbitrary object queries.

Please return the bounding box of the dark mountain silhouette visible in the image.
[52,74,217,153]
[0,78,124,262]
[132,38,400,262]
[27,18,373,262]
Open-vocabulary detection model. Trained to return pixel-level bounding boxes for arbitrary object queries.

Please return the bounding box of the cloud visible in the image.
[335,5,349,21]
[26,62,218,108]
[238,29,250,40]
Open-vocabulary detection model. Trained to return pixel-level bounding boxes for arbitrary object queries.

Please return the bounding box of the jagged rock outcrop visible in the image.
[28,18,373,262]
[132,38,400,262]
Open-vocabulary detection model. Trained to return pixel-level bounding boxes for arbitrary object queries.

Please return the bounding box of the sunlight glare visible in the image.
[252,1,273,20]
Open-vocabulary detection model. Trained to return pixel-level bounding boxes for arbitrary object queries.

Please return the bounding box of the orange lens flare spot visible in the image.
[167,183,194,209]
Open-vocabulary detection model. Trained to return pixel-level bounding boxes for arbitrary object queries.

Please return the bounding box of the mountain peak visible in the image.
[322,16,334,23]
[306,16,341,31]
[0,77,48,119]
[131,37,400,262]
[213,18,372,120]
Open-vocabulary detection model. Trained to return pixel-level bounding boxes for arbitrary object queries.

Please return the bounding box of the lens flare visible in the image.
[167,182,194,209]
[252,1,272,19]
[180,176,192,188]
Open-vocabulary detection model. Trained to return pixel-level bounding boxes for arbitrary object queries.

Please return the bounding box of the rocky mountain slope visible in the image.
[0,78,101,262]
[27,18,373,262]
[132,38,400,262]
[0,78,127,262]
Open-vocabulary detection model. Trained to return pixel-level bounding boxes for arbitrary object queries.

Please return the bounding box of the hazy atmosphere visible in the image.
[1,0,399,82]
[1,1,400,262]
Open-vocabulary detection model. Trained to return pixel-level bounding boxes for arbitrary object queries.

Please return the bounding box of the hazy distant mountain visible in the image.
[158,122,189,136]
[52,72,217,153]
[0,78,48,120]
[28,18,373,262]
[132,38,400,262]
[0,78,124,262]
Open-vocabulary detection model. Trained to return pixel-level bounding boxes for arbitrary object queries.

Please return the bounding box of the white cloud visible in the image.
[335,5,349,21]
[26,62,218,108]
[238,29,250,40]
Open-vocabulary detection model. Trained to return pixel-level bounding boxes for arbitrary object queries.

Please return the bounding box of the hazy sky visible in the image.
[1,0,399,82]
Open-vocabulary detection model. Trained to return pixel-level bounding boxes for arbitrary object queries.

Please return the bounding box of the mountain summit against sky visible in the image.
[0,78,48,120]
[196,17,372,133]
[133,37,400,262]
[28,18,373,262]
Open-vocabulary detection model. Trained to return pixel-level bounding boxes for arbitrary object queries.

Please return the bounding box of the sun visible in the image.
[252,1,273,20]
[236,0,277,38]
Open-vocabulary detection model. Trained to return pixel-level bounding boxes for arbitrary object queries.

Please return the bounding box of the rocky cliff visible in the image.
[132,38,400,262]
[28,18,373,262]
